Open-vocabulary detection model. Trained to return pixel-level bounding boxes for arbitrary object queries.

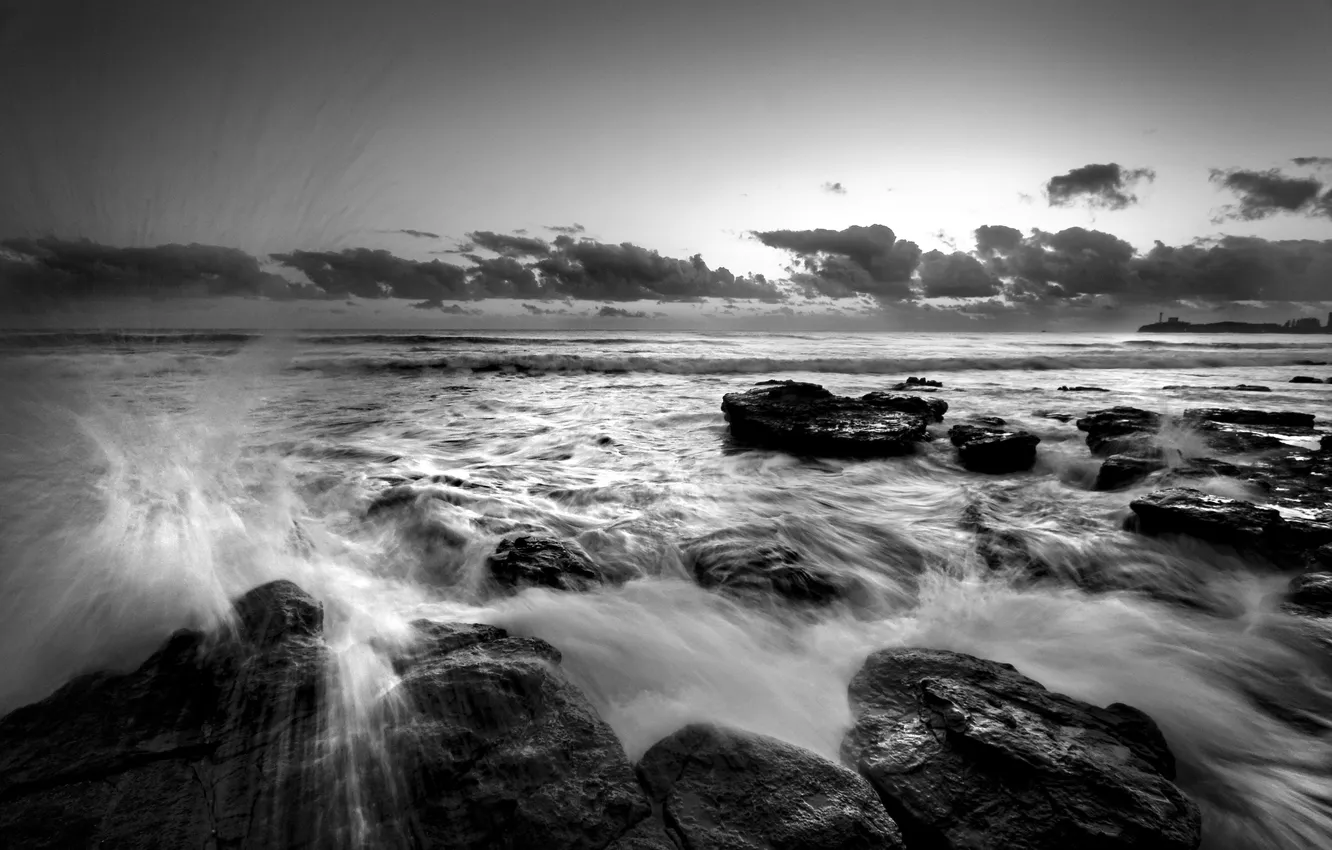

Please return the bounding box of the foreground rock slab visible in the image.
[639,723,904,850]
[722,381,938,457]
[841,647,1201,850]
[948,423,1040,473]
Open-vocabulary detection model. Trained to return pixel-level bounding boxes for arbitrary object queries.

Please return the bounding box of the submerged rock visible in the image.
[1057,385,1110,392]
[486,534,605,593]
[1290,375,1324,384]
[1287,572,1332,617]
[1182,407,1316,429]
[721,381,935,457]
[948,423,1040,473]
[1163,384,1271,392]
[1094,453,1167,490]
[1128,487,1332,568]
[841,647,1201,850]
[681,524,850,606]
[638,723,905,850]
[889,376,942,391]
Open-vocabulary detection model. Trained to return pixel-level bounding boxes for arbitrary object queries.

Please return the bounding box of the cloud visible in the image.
[466,230,551,257]
[822,182,847,194]
[521,302,568,315]
[463,254,545,298]
[973,225,1024,257]
[1292,156,1332,167]
[1209,167,1328,221]
[536,237,785,302]
[0,237,323,310]
[270,248,472,300]
[917,250,1001,298]
[1044,163,1156,210]
[752,224,921,300]
[396,229,441,239]
[410,300,482,314]
[596,305,648,319]
[545,223,586,235]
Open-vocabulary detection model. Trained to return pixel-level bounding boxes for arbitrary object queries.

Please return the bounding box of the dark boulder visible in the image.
[841,647,1201,850]
[1057,385,1110,392]
[1076,407,1163,457]
[889,377,942,391]
[1128,487,1332,568]
[391,622,659,850]
[0,582,667,849]
[486,534,605,593]
[681,525,849,606]
[1290,376,1323,383]
[0,581,332,848]
[971,415,1006,427]
[948,423,1040,473]
[1094,453,1167,490]
[721,381,934,457]
[638,723,905,850]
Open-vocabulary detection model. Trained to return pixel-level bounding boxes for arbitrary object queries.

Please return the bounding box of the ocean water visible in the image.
[2,329,1331,848]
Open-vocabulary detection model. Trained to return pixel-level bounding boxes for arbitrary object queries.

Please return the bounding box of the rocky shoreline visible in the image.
[3,377,1330,848]
[0,578,1201,849]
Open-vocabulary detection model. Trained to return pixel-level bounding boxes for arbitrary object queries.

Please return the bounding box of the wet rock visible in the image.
[721,381,934,457]
[948,423,1040,473]
[971,415,1006,427]
[1163,384,1271,392]
[1094,453,1167,490]
[889,376,942,391]
[638,723,904,850]
[1057,385,1110,392]
[1291,375,1324,383]
[859,391,948,422]
[841,647,1201,850]
[1128,487,1332,568]
[1076,407,1163,457]
[392,622,656,850]
[682,525,849,606]
[1287,573,1332,617]
[1033,409,1075,422]
[0,581,331,848]
[486,534,605,593]
[1183,407,1316,429]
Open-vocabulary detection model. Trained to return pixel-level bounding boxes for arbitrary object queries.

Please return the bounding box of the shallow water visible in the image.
[2,329,1331,848]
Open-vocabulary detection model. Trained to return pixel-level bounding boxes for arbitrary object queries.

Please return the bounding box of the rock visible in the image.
[948,424,1040,473]
[721,381,934,457]
[1183,407,1316,429]
[1287,573,1332,617]
[841,647,1201,850]
[859,392,948,422]
[1094,453,1167,490]
[1162,384,1272,392]
[638,723,905,850]
[681,524,849,606]
[1128,487,1332,568]
[1076,407,1163,457]
[486,534,605,593]
[392,622,656,850]
[1033,409,1075,422]
[1057,385,1110,392]
[889,377,943,391]
[0,582,663,849]
[971,415,1006,427]
[0,581,331,848]
[1290,375,1323,383]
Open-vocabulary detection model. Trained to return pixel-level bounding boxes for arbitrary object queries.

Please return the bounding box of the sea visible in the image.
[1,329,1331,849]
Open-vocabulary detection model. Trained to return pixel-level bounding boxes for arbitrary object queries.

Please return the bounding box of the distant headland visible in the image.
[1138,312,1332,334]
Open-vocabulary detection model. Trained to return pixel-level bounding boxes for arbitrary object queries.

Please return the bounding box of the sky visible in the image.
[1,0,1330,329]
